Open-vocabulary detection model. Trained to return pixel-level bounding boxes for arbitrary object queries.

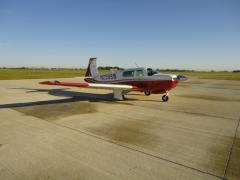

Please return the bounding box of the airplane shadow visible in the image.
[127,93,164,103]
[0,88,135,109]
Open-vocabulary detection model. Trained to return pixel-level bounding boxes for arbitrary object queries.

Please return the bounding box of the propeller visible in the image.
[176,75,188,81]
[172,75,188,81]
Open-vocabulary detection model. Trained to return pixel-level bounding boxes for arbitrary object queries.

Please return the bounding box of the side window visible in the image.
[123,70,134,77]
[136,70,144,77]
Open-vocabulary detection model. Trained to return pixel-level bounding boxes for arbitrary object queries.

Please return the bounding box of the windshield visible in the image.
[147,68,159,76]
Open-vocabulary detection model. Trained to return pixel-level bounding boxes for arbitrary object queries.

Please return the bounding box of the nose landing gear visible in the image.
[162,95,169,102]
[162,91,169,102]
[144,90,170,102]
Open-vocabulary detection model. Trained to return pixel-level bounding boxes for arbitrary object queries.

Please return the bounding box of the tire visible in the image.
[144,91,151,96]
[162,95,169,102]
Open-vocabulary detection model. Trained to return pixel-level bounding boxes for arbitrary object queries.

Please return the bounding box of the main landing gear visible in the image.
[144,91,151,96]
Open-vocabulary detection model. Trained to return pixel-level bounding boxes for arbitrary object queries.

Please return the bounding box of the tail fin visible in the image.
[85,57,98,77]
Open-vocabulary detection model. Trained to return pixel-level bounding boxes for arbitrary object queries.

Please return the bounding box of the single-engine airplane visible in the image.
[40,58,187,102]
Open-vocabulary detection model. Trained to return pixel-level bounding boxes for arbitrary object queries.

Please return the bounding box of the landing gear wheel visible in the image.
[144,91,151,96]
[122,94,126,100]
[162,95,169,102]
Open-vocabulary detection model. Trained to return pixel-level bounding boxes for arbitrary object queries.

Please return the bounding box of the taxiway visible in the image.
[0,77,239,180]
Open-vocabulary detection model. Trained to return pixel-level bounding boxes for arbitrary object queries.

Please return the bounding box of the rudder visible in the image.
[85,57,98,77]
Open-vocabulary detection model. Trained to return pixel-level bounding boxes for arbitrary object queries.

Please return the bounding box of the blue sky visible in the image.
[0,0,239,70]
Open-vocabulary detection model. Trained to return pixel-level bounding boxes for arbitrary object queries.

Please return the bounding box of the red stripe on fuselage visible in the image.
[85,78,178,94]
[119,80,178,94]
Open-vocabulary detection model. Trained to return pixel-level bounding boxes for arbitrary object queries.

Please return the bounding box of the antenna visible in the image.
[134,62,139,68]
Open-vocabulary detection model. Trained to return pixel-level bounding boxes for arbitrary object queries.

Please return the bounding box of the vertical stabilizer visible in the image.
[85,58,98,77]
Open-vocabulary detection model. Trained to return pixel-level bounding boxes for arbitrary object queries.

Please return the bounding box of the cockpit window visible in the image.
[136,70,144,77]
[123,70,134,77]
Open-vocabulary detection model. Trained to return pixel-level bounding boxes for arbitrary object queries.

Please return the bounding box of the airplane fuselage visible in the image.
[85,67,179,94]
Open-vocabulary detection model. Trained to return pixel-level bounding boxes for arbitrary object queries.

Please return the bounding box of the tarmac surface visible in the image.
[0,77,240,180]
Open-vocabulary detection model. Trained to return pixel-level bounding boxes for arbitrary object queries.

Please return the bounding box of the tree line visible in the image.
[0,67,239,72]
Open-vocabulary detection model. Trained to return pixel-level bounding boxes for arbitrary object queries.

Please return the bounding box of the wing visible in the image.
[39,80,140,91]
[73,76,93,79]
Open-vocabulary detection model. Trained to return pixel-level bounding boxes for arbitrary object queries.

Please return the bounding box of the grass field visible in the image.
[0,69,86,80]
[0,68,239,80]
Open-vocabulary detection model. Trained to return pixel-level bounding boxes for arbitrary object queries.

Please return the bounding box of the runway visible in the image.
[0,77,239,180]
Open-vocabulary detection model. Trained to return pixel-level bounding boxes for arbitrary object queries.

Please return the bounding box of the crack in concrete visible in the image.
[222,117,240,180]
